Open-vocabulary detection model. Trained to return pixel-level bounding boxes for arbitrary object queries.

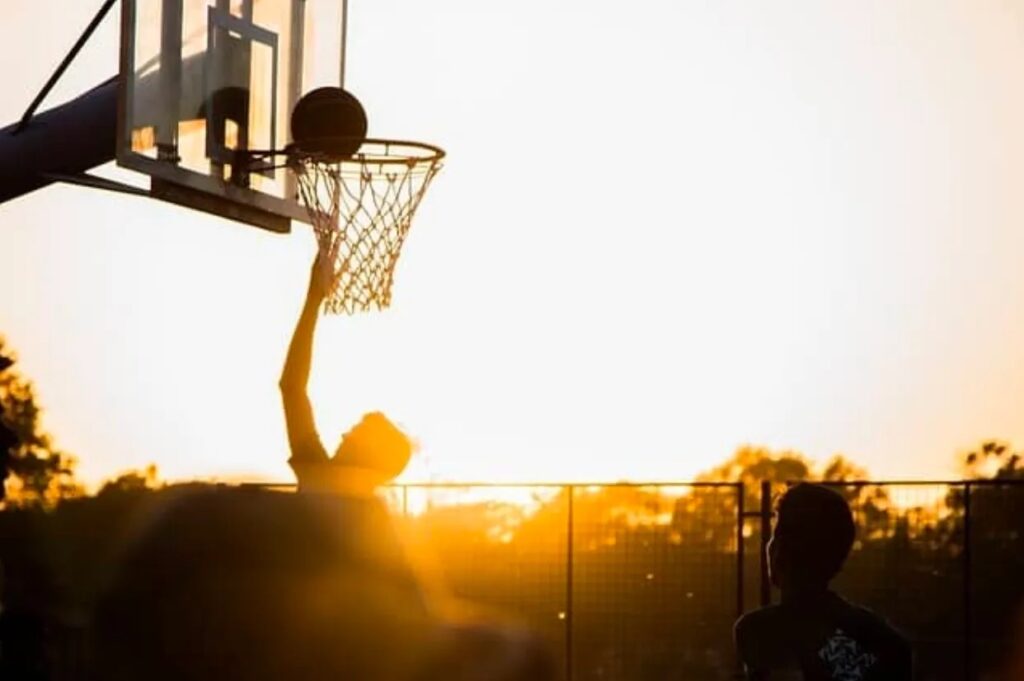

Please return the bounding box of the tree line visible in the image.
[2,335,1022,680]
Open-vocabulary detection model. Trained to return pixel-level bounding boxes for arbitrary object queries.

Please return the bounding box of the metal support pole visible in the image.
[0,78,119,204]
[735,482,747,677]
[963,482,972,680]
[286,0,306,202]
[736,482,745,619]
[340,0,349,87]
[157,0,184,162]
[565,485,574,681]
[402,485,409,517]
[16,0,119,133]
[760,480,772,607]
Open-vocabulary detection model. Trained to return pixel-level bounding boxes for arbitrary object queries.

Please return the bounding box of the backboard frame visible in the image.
[116,0,347,232]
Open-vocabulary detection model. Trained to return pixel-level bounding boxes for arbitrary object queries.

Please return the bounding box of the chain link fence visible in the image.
[395,480,1024,680]
[388,483,745,681]
[24,479,1024,680]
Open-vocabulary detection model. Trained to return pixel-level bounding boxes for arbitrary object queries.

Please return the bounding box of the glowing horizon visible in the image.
[3,0,1024,490]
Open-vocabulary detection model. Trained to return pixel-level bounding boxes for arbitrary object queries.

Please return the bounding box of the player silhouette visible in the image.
[735,483,912,680]
[279,254,413,494]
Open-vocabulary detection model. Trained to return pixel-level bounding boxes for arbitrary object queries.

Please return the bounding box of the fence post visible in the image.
[566,484,574,681]
[760,480,772,607]
[963,482,972,681]
[736,482,745,620]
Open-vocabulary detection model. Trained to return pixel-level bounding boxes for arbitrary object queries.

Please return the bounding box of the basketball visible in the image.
[291,87,368,158]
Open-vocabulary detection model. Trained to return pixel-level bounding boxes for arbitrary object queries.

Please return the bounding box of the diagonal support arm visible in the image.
[15,0,119,133]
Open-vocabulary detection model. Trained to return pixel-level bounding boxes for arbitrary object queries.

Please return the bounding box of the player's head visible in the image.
[767,483,855,590]
[91,486,436,680]
[335,411,414,485]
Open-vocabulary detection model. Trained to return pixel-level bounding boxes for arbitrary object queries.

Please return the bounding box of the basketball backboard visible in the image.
[117,0,347,232]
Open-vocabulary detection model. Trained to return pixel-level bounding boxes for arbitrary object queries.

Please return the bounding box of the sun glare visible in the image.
[3,0,1024,491]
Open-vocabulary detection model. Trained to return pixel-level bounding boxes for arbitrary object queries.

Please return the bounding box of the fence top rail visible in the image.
[963,478,1024,486]
[239,481,746,490]
[795,480,962,487]
[793,479,1024,487]
[237,479,1024,491]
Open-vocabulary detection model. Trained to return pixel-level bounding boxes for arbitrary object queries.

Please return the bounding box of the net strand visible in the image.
[293,144,442,315]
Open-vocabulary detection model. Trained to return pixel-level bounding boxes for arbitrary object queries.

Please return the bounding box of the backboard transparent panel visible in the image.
[304,0,344,90]
[120,0,345,226]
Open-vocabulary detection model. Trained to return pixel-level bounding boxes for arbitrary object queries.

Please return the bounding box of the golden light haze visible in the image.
[2,0,1024,488]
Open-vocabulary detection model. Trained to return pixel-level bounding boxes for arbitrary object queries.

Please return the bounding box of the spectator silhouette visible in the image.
[735,483,912,680]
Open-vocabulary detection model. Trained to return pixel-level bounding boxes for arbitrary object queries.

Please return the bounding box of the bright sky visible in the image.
[2,0,1024,488]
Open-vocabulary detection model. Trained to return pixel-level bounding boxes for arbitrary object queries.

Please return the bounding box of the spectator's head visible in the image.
[335,411,414,486]
[767,483,855,590]
[91,486,438,681]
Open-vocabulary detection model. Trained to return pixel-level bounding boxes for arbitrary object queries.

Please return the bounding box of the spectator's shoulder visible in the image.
[848,603,907,642]
[735,605,792,676]
[734,605,786,644]
[841,601,912,674]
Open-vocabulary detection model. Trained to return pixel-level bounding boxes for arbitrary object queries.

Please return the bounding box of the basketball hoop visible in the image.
[289,139,444,315]
[233,87,444,314]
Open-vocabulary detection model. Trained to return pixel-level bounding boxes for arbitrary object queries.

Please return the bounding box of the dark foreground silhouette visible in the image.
[90,485,555,680]
[735,483,912,680]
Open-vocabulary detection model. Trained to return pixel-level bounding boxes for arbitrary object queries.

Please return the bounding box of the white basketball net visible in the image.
[292,141,443,315]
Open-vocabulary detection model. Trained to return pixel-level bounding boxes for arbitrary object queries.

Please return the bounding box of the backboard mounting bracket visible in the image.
[151,178,291,233]
[42,171,292,233]
[42,172,150,198]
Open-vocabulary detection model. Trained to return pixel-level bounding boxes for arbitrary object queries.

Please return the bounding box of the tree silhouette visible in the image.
[0,337,81,506]
[96,465,160,496]
[960,439,1023,480]
[820,454,868,481]
[697,444,811,513]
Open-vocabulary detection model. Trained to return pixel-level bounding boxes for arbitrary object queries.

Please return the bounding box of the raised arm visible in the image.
[280,257,330,473]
